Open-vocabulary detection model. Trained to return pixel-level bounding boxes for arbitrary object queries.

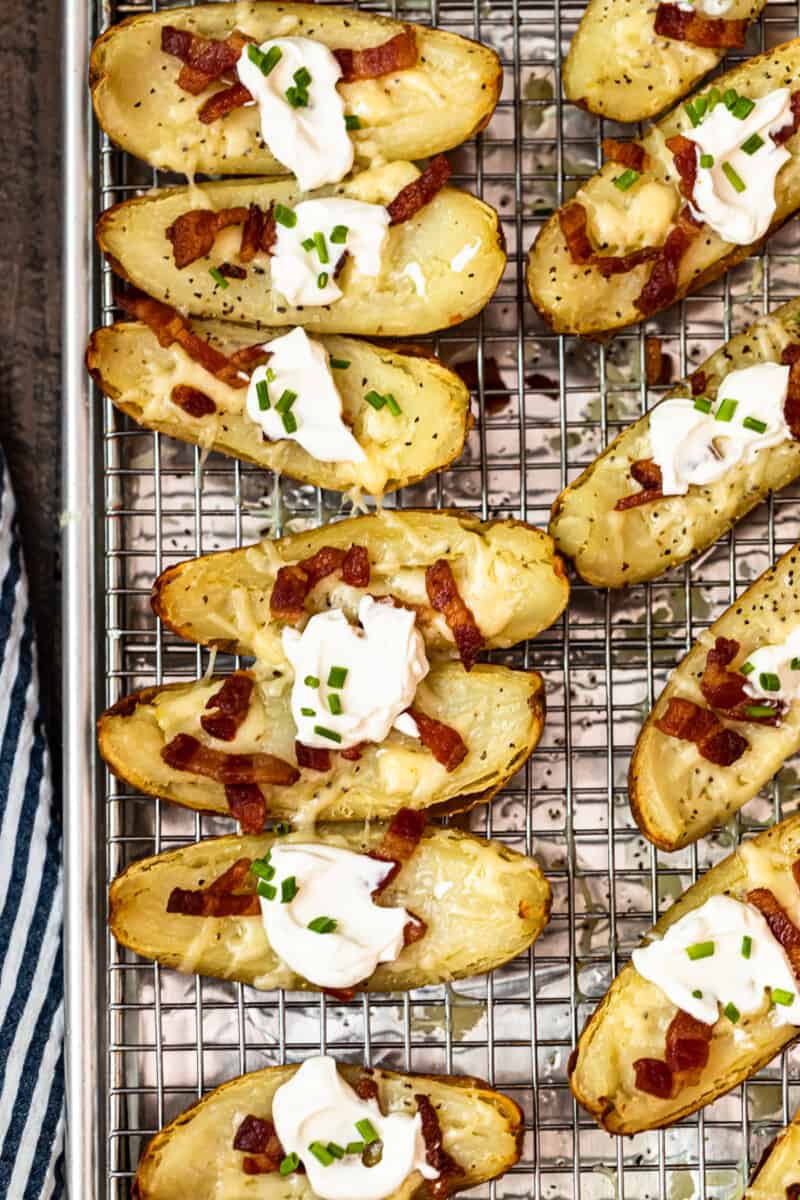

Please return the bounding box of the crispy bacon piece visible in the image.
[636,207,701,317]
[403,917,427,945]
[425,559,484,670]
[161,732,299,785]
[690,370,707,396]
[166,857,260,917]
[369,807,427,891]
[665,1010,713,1073]
[602,138,647,172]
[773,91,800,145]
[342,544,370,587]
[269,565,311,623]
[239,203,276,262]
[295,741,332,772]
[666,134,697,202]
[558,203,661,277]
[633,1057,673,1099]
[747,888,800,976]
[340,742,364,761]
[354,1074,379,1101]
[387,156,452,225]
[410,708,468,772]
[225,783,267,833]
[269,544,367,622]
[654,3,747,48]
[199,81,253,124]
[655,697,749,766]
[171,384,216,418]
[700,636,782,724]
[414,1094,461,1198]
[161,26,252,92]
[645,336,668,387]
[228,343,271,371]
[782,342,800,439]
[334,27,418,82]
[787,1185,800,1200]
[200,672,254,742]
[166,207,250,269]
[233,1114,286,1176]
[614,458,664,511]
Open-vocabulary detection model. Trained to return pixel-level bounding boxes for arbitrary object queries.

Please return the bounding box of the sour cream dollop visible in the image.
[236,37,353,191]
[245,327,365,462]
[648,361,791,495]
[272,198,390,307]
[687,88,794,244]
[633,894,800,1027]
[273,1056,438,1200]
[283,596,429,750]
[742,627,800,704]
[259,843,414,988]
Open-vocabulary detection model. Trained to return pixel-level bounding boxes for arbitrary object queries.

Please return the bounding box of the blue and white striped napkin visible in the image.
[0,450,64,1197]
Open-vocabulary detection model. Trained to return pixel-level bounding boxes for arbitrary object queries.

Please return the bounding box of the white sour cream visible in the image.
[742,627,800,704]
[282,596,429,750]
[260,843,414,988]
[633,894,800,1027]
[272,198,390,307]
[236,37,353,192]
[272,1056,438,1200]
[687,88,794,244]
[245,327,365,462]
[677,0,734,14]
[648,362,790,495]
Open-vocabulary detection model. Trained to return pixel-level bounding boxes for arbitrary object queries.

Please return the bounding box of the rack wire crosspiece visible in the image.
[76,1,800,1195]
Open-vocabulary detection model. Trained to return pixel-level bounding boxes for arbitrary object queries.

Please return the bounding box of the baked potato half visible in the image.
[549,298,800,587]
[630,542,800,851]
[150,510,570,660]
[746,1106,800,1197]
[96,162,506,336]
[133,1062,522,1200]
[86,319,470,498]
[528,39,800,337]
[563,0,766,123]
[90,2,502,178]
[570,815,800,1134]
[110,824,551,992]
[98,663,545,822]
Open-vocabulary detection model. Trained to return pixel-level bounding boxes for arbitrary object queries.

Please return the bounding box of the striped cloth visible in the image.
[0,451,64,1197]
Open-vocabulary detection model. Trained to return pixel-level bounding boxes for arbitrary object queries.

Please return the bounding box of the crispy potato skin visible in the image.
[549,298,800,587]
[133,1064,523,1200]
[528,40,800,337]
[95,163,507,336]
[563,0,765,123]
[149,510,570,657]
[746,1106,800,1197]
[86,319,471,497]
[570,815,800,1134]
[630,543,800,851]
[98,665,546,821]
[109,825,552,992]
[90,1,502,176]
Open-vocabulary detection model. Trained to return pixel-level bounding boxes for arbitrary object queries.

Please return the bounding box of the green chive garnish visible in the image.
[694,96,708,121]
[317,272,329,288]
[723,87,738,110]
[328,666,348,688]
[743,416,767,433]
[274,204,297,228]
[286,85,309,108]
[314,725,342,743]
[301,237,315,252]
[266,367,275,383]
[308,915,337,933]
[741,935,752,959]
[715,397,738,422]
[686,941,715,961]
[694,396,712,414]
[346,1141,365,1155]
[724,1001,740,1024]
[279,1152,300,1176]
[327,1143,345,1160]
[251,857,274,881]
[759,672,780,692]
[328,693,343,715]
[305,675,320,688]
[209,267,228,289]
[329,357,350,369]
[261,45,283,76]
[256,379,270,411]
[330,225,348,244]
[257,880,277,900]
[722,162,746,194]
[745,704,776,718]
[282,411,298,434]
[700,153,715,169]
[274,821,290,836]
[792,657,800,670]
[772,987,794,1006]
[385,394,402,416]
[281,876,298,903]
[614,169,639,192]
[740,661,755,676]
[365,390,387,410]
[309,1141,334,1165]
[345,114,361,130]
[684,101,700,128]
[742,133,764,156]
[276,388,297,414]
[294,66,312,88]
[300,706,315,717]
[707,87,721,112]
[313,232,329,264]
[247,44,265,69]
[692,989,703,999]
[355,1119,379,1145]
[732,95,755,120]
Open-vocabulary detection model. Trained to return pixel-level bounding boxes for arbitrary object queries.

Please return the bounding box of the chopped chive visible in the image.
[314,725,342,743]
[293,66,312,88]
[301,236,315,252]
[317,272,329,289]
[345,114,361,130]
[346,1141,365,1155]
[330,225,348,244]
[723,87,739,110]
[745,704,777,718]
[365,390,387,410]
[279,1152,300,1176]
[313,231,329,264]
[684,101,700,128]
[257,880,277,900]
[694,96,708,121]
[743,416,767,433]
[724,1001,740,1024]
[275,388,297,414]
[304,675,320,688]
[772,987,794,1006]
[759,671,781,692]
[209,267,228,289]
[792,657,800,670]
[282,411,298,435]
[329,357,350,369]
[707,87,721,112]
[742,132,765,156]
[327,666,348,688]
[385,394,402,416]
[355,1119,379,1145]
[266,367,276,383]
[694,396,712,414]
[255,379,271,411]
[274,203,297,228]
[686,940,715,961]
[251,857,275,881]
[261,44,283,76]
[740,661,755,676]
[247,44,265,69]
[328,693,343,715]
[732,95,755,120]
[327,1143,345,1160]
[715,397,738,422]
[300,706,315,717]
[614,168,639,192]
[308,915,337,933]
[309,1141,334,1166]
[281,876,298,903]
[274,821,290,836]
[285,85,309,108]
[700,153,715,169]
[692,989,703,999]
[722,161,746,194]
[741,935,753,959]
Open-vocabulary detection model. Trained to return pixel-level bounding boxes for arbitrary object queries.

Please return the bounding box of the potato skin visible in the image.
[629,542,800,851]
[109,824,551,992]
[90,1,502,176]
[570,815,800,1134]
[98,664,546,822]
[746,1107,800,1197]
[549,298,800,587]
[86,319,471,498]
[563,0,766,123]
[96,163,507,336]
[133,1064,523,1200]
[528,40,800,337]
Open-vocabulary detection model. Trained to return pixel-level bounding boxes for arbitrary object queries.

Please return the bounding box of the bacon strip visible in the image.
[295,742,332,772]
[269,544,368,622]
[166,857,260,917]
[239,203,277,262]
[665,1010,713,1073]
[225,783,267,833]
[354,1074,379,1101]
[633,1057,673,1099]
[228,343,272,371]
[645,336,667,387]
[342,544,370,587]
[654,4,747,48]
[409,707,468,772]
[558,203,661,277]
[161,26,253,93]
[334,27,418,82]
[233,1114,286,1176]
[200,672,254,741]
[655,696,749,766]
[602,138,647,172]
[747,888,800,976]
[171,384,216,418]
[369,807,427,891]
[199,81,253,125]
[772,91,800,145]
[782,343,800,439]
[636,207,702,317]
[387,156,451,225]
[161,732,299,785]
[666,134,697,203]
[690,370,707,397]
[700,636,782,724]
[425,559,484,670]
[166,207,250,269]
[414,1094,461,1198]
[614,458,664,512]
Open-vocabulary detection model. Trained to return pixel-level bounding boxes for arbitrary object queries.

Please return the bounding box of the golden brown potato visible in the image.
[746,1106,800,1197]
[549,298,800,587]
[133,1063,522,1200]
[150,510,570,659]
[110,824,551,992]
[90,2,502,177]
[98,662,545,823]
[96,163,506,336]
[629,543,800,851]
[528,40,800,337]
[86,319,471,498]
[563,0,766,123]
[570,815,800,1134]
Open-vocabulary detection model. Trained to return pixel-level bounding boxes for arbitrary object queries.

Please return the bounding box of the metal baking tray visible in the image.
[62,1,800,1195]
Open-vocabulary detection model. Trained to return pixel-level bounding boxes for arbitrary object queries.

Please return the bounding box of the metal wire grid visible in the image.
[88,0,800,1195]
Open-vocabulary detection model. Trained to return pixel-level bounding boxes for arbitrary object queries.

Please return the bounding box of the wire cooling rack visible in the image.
[62,0,800,1195]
